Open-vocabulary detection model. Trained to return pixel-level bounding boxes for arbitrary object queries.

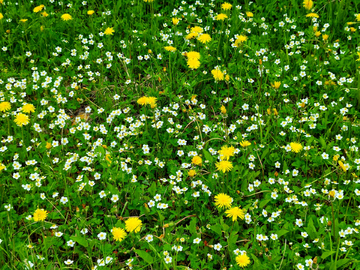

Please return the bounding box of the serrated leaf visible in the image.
[135,249,153,264]
[188,217,197,234]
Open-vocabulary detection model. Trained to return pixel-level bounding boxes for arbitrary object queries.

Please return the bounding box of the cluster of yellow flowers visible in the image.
[186,51,201,70]
[137,96,157,108]
[214,194,246,222]
[216,145,235,173]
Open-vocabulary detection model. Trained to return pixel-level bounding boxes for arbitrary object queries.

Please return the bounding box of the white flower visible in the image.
[145,235,153,242]
[111,194,119,202]
[60,197,68,204]
[214,243,222,251]
[164,256,172,264]
[321,152,329,159]
[193,238,201,244]
[67,240,75,247]
[55,232,63,237]
[64,259,73,265]
[98,232,107,240]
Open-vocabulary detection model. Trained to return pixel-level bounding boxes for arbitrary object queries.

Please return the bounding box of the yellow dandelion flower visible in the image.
[225,207,245,221]
[137,96,148,106]
[33,5,45,13]
[104,27,115,35]
[187,58,201,69]
[111,227,127,242]
[306,13,319,18]
[188,169,196,177]
[215,160,233,173]
[215,13,228,20]
[246,11,253,17]
[271,81,281,89]
[214,193,233,208]
[41,11,48,17]
[20,19,28,23]
[164,46,177,52]
[187,51,200,60]
[211,69,224,81]
[197,33,212,43]
[33,209,48,222]
[46,142,52,150]
[234,35,248,47]
[61,14,72,21]
[356,14,360,21]
[192,156,202,166]
[221,2,232,10]
[218,145,235,161]
[172,18,180,25]
[236,253,251,268]
[147,97,157,108]
[87,10,95,15]
[290,142,303,153]
[303,0,313,10]
[186,32,198,39]
[191,26,203,34]
[220,105,227,114]
[22,104,35,114]
[0,13,3,20]
[0,101,11,112]
[14,113,29,127]
[240,141,251,147]
[125,217,142,233]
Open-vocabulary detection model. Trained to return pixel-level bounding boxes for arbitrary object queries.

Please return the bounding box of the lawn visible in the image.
[1,0,360,269]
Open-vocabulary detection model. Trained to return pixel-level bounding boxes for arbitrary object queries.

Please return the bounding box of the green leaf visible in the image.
[319,136,327,149]
[261,147,269,160]
[260,199,271,209]
[188,217,197,234]
[306,217,317,239]
[43,236,57,250]
[158,211,165,223]
[228,232,238,250]
[250,253,262,268]
[321,251,335,260]
[336,259,352,268]
[210,224,222,236]
[276,229,289,238]
[70,235,88,248]
[220,217,229,231]
[203,149,213,163]
[149,181,156,196]
[135,249,154,264]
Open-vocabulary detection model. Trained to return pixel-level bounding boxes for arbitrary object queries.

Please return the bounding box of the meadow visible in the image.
[1,0,360,269]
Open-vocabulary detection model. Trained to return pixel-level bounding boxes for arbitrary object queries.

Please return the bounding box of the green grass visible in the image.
[1,0,360,269]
